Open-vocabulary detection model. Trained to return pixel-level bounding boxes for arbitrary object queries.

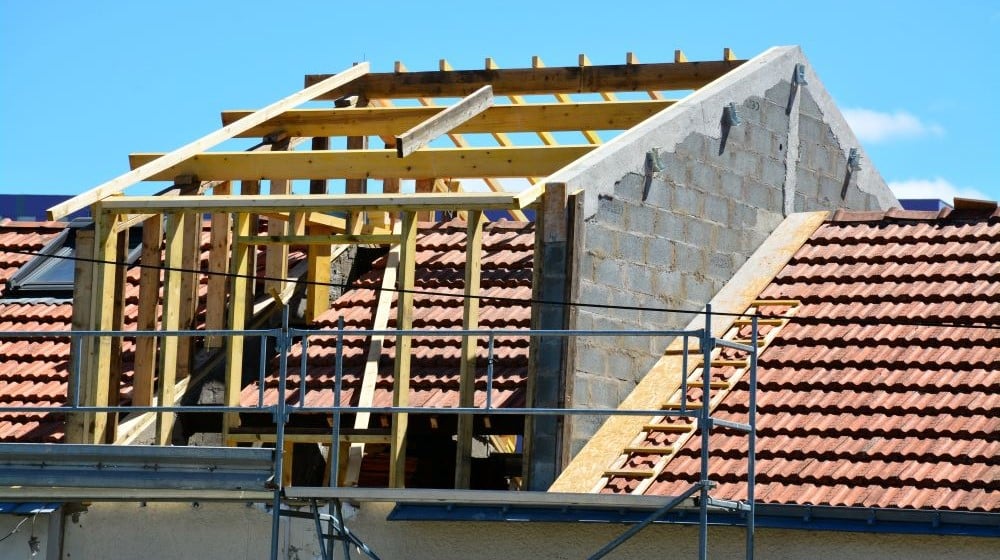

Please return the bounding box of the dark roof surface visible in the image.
[603,207,1000,512]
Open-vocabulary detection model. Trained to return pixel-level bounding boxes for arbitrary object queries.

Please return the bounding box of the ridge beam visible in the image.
[97,192,531,213]
[305,59,745,100]
[395,85,494,157]
[48,63,370,220]
[127,146,592,182]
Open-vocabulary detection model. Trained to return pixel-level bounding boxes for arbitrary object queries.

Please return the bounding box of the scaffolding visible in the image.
[0,306,760,560]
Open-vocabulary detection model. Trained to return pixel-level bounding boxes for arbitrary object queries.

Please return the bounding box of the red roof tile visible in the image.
[603,207,1000,512]
[240,219,534,411]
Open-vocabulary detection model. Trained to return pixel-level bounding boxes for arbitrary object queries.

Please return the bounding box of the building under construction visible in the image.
[0,46,996,559]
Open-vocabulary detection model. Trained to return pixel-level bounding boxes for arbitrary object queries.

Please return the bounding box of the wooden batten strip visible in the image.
[205,183,232,347]
[133,214,163,404]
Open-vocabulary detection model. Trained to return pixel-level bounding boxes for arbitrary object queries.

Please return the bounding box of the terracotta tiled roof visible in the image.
[240,219,534,410]
[603,206,1000,512]
[0,221,218,442]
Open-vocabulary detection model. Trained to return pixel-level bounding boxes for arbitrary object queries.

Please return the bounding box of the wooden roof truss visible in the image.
[55,51,746,489]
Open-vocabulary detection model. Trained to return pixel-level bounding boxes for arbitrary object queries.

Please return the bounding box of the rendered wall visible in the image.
[555,46,897,458]
[60,502,997,560]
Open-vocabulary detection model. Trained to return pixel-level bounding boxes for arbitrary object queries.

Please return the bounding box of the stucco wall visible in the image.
[61,502,997,560]
[561,47,896,457]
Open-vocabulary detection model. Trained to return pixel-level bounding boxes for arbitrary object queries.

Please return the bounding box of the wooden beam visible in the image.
[484,57,556,149]
[389,212,417,488]
[345,236,401,487]
[625,52,666,101]
[305,59,743,100]
[86,209,121,444]
[65,228,95,444]
[105,226,129,441]
[265,174,291,296]
[205,183,232,348]
[395,85,493,157]
[454,210,485,489]
[414,179,435,222]
[176,188,201,380]
[128,146,591,182]
[48,63,370,220]
[221,101,672,138]
[579,54,618,102]
[132,214,162,404]
[223,213,253,440]
[307,136,332,324]
[99,192,533,214]
[155,212,184,445]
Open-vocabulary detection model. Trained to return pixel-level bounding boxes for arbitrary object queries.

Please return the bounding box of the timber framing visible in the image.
[50,52,749,491]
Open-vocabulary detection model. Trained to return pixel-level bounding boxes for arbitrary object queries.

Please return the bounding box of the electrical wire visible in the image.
[0,246,997,331]
[0,516,29,544]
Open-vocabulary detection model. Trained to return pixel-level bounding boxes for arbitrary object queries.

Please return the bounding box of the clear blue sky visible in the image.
[2,1,997,202]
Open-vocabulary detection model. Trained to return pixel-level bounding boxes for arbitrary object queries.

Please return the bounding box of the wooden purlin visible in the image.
[593,300,802,495]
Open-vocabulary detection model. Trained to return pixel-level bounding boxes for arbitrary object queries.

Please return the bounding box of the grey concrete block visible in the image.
[597,195,625,225]
[795,167,820,197]
[623,201,655,233]
[642,176,672,208]
[761,157,786,188]
[762,98,790,133]
[734,203,758,229]
[708,252,734,280]
[616,230,645,261]
[673,241,708,271]
[576,345,607,376]
[673,185,705,216]
[624,263,655,296]
[747,124,775,157]
[685,218,719,249]
[732,151,761,179]
[743,180,772,210]
[585,227,614,260]
[720,170,743,199]
[644,234,676,268]
[798,88,824,120]
[798,115,824,146]
[595,256,623,284]
[615,172,646,200]
[690,162,720,193]
[717,226,744,254]
[653,269,683,298]
[666,154,691,188]
[704,192,730,224]
[653,211,685,240]
[577,280,609,306]
[682,272,715,305]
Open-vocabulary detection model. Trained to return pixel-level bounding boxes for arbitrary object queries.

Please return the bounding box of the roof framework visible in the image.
[48,50,747,490]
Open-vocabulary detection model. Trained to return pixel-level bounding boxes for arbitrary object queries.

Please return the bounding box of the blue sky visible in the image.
[1,1,997,203]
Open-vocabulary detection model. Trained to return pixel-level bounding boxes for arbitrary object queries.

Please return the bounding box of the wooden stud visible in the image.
[49,64,370,220]
[132,214,163,405]
[305,59,741,100]
[86,208,121,444]
[106,226,129,440]
[205,183,232,347]
[455,210,485,489]
[223,213,253,440]
[155,212,184,445]
[65,228,95,444]
[307,134,332,324]
[395,85,494,158]
[265,175,291,296]
[176,186,201,380]
[389,211,417,488]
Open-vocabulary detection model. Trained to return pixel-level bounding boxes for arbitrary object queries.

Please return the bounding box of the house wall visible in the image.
[0,512,54,560]
[546,46,897,460]
[61,502,997,560]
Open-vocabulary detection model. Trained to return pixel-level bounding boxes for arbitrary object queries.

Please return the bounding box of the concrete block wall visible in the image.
[557,47,897,458]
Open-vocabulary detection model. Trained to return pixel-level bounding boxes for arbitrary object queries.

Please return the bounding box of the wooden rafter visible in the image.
[395,85,494,157]
[532,56,602,145]
[127,146,592,182]
[48,63,371,220]
[305,58,744,100]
